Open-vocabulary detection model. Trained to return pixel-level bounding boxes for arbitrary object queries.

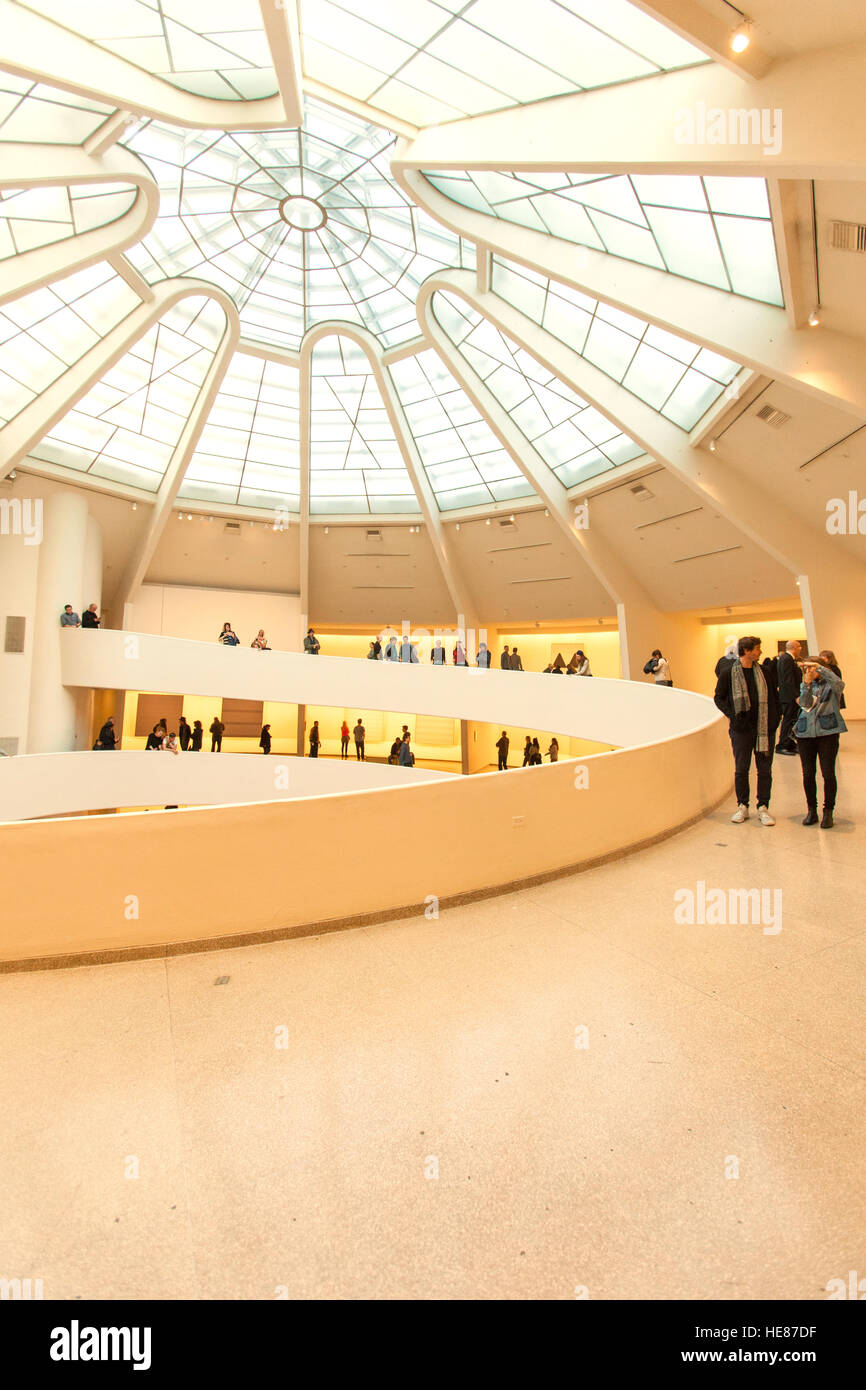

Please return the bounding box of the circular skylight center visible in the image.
[279,195,327,231]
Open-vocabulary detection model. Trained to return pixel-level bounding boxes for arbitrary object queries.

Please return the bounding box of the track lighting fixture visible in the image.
[808,308,821,327]
[731,21,750,52]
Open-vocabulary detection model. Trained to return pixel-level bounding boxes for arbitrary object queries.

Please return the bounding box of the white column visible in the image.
[26,492,98,753]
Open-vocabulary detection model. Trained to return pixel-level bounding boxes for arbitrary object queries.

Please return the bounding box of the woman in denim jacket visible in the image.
[796,662,847,828]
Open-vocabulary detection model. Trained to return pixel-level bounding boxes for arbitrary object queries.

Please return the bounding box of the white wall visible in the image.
[127,583,302,651]
[0,524,40,754]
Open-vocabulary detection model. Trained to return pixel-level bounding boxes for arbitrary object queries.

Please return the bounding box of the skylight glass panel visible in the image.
[122,99,468,352]
[299,0,709,126]
[0,183,138,261]
[490,257,740,431]
[0,264,139,428]
[16,0,278,101]
[28,297,226,488]
[181,352,301,510]
[310,336,419,514]
[433,290,647,488]
[389,348,535,511]
[0,74,115,144]
[423,171,785,308]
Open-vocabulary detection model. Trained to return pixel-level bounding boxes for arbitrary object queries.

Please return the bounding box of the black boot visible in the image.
[802,807,819,825]
[820,808,834,829]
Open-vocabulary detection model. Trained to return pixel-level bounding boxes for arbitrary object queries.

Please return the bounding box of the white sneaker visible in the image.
[757,805,775,826]
[731,805,749,823]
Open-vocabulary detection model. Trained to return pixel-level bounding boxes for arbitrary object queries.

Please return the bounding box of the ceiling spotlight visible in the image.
[131,502,137,510]
[544,508,549,517]
[187,514,193,520]
[324,526,329,534]
[708,438,718,453]
[208,515,214,522]
[485,518,491,526]
[731,21,751,52]
[509,514,515,522]
[8,469,16,480]
[808,307,821,327]
[249,520,254,527]
[455,523,460,531]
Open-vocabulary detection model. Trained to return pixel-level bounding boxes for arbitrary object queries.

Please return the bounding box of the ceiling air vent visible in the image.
[366,528,382,543]
[224,520,242,535]
[498,517,517,530]
[829,220,866,253]
[755,404,790,428]
[630,483,654,501]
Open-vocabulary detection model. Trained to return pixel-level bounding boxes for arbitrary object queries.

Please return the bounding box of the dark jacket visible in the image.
[191,725,203,751]
[82,610,99,629]
[96,721,116,749]
[713,658,780,734]
[775,651,801,704]
[178,720,191,750]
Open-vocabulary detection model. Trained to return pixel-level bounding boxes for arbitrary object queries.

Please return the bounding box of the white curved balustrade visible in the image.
[60,629,719,748]
[0,751,453,823]
[1,628,731,968]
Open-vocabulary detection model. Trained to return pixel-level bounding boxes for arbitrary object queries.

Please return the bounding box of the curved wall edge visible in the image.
[0,718,732,967]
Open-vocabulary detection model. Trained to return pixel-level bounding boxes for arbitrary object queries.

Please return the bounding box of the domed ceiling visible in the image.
[1,0,782,520]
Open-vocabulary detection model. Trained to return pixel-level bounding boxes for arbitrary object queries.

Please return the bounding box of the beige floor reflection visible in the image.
[1,727,864,1300]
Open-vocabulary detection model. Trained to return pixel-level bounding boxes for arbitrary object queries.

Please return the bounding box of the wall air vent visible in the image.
[755,404,791,428]
[224,521,242,535]
[829,220,866,253]
[630,483,654,501]
[366,528,382,542]
[498,517,517,530]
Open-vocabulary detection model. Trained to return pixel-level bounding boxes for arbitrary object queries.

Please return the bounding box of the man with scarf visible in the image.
[713,635,780,825]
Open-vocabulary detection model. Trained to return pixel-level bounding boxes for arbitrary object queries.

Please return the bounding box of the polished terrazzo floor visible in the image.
[1,726,864,1300]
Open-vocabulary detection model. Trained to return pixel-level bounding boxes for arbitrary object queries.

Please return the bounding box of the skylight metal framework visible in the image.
[120,100,474,353]
[0,71,115,144]
[432,290,647,489]
[181,350,301,510]
[491,257,740,430]
[299,0,709,127]
[309,335,419,515]
[28,296,227,489]
[423,170,784,306]
[389,348,537,511]
[0,263,140,427]
[0,181,138,261]
[15,0,279,100]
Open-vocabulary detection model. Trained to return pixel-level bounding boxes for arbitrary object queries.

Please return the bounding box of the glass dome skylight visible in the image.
[121,99,473,352]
